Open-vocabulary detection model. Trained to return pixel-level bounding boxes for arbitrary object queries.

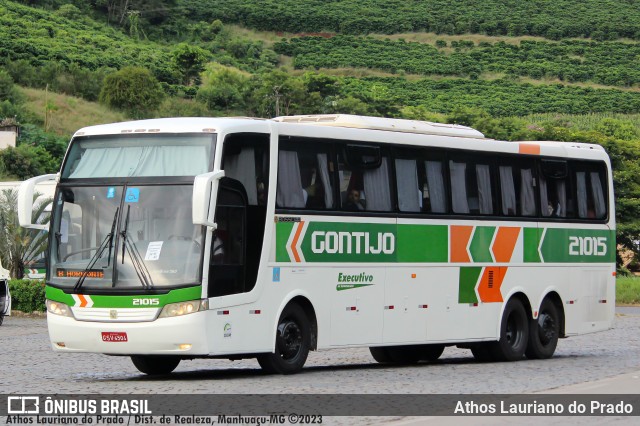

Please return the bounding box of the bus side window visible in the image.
[338,145,392,212]
[395,158,421,212]
[575,162,607,220]
[498,161,537,217]
[449,156,495,216]
[276,143,334,210]
[423,159,448,213]
[540,159,574,218]
[222,134,270,207]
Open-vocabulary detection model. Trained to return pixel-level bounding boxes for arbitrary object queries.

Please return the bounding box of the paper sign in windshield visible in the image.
[145,241,163,261]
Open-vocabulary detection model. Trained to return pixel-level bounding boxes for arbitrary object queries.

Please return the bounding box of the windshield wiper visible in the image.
[73,207,119,292]
[120,205,154,290]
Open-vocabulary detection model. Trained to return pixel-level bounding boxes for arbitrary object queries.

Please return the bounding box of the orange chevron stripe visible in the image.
[477,267,506,303]
[450,225,473,263]
[492,227,521,263]
[77,294,88,308]
[290,221,305,263]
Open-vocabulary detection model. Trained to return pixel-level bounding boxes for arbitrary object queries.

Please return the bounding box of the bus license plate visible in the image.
[101,332,128,342]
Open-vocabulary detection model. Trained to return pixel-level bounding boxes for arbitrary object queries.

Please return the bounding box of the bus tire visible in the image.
[257,303,310,374]
[131,355,180,375]
[387,346,421,364]
[470,343,494,362]
[419,344,445,362]
[525,298,560,359]
[369,347,393,363]
[490,298,529,361]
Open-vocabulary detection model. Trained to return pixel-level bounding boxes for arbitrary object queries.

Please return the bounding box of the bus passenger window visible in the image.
[396,158,421,212]
[276,145,334,210]
[222,138,269,207]
[575,165,607,220]
[338,148,392,212]
[423,160,447,213]
[449,160,470,214]
[540,177,572,218]
[498,163,536,217]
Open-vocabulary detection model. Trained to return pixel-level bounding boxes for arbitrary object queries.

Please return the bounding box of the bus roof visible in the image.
[71,116,608,161]
[273,114,485,138]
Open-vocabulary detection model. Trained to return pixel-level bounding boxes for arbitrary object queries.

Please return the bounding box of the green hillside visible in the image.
[180,0,640,40]
[2,0,640,259]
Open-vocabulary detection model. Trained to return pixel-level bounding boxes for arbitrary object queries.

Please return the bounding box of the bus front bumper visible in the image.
[47,311,209,355]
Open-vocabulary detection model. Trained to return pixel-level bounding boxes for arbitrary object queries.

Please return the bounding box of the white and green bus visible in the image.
[18,115,615,375]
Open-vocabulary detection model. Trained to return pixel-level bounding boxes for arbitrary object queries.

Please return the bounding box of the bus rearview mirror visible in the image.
[18,173,58,231]
[192,170,225,229]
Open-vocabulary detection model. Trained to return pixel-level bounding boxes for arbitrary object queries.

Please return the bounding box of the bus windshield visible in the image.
[62,134,213,179]
[49,185,204,290]
[48,133,215,290]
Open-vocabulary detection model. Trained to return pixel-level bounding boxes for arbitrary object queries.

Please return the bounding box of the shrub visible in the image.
[99,67,165,118]
[8,279,46,313]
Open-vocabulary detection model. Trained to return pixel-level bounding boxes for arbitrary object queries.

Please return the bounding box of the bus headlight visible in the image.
[159,299,208,318]
[46,300,73,317]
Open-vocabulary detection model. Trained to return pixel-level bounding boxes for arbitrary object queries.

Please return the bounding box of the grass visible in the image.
[19,87,127,137]
[617,276,640,305]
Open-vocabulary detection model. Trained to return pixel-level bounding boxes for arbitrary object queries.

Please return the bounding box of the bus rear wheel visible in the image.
[369,347,393,363]
[131,355,180,375]
[470,343,494,362]
[490,298,529,361]
[419,344,445,362]
[257,304,310,374]
[525,298,560,359]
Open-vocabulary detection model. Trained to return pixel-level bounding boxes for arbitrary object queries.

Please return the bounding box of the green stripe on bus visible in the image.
[276,220,614,264]
[396,224,448,262]
[459,267,481,303]
[539,228,615,263]
[45,285,202,308]
[275,221,295,262]
[300,222,397,262]
[469,226,496,262]
[523,227,542,263]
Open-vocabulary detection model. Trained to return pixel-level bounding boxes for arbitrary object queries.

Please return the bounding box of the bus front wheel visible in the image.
[258,304,310,374]
[131,355,180,375]
[490,298,529,361]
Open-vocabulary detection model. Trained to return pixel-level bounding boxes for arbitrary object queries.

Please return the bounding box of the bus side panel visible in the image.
[565,266,615,336]
[330,267,385,346]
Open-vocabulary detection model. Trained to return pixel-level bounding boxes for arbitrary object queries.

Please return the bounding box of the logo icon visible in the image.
[109,310,118,319]
[107,187,116,199]
[125,188,140,203]
[8,396,40,414]
[224,323,232,338]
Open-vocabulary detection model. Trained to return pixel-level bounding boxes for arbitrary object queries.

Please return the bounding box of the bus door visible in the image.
[208,178,247,297]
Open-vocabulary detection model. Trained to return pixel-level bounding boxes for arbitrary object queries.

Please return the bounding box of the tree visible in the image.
[196,64,249,111]
[247,70,308,117]
[99,67,164,118]
[0,145,58,180]
[171,43,210,86]
[0,189,50,279]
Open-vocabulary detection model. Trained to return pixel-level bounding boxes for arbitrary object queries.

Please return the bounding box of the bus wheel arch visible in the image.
[257,296,316,374]
[526,291,564,359]
[287,295,318,351]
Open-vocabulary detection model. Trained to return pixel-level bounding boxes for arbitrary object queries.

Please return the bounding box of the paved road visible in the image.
[1,308,639,395]
[0,309,638,424]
